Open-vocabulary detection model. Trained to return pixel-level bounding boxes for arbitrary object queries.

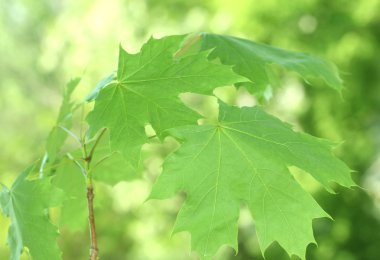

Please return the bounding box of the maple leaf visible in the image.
[0,164,64,260]
[180,33,343,98]
[86,35,245,171]
[46,78,80,163]
[150,101,355,259]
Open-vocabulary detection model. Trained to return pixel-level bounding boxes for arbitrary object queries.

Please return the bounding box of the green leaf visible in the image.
[87,35,244,170]
[150,101,355,259]
[52,158,88,231]
[0,164,64,260]
[193,33,343,96]
[46,78,81,163]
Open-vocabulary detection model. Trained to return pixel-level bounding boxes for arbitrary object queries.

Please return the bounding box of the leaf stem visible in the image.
[66,153,87,178]
[58,125,82,146]
[87,128,107,163]
[39,152,49,178]
[88,153,114,174]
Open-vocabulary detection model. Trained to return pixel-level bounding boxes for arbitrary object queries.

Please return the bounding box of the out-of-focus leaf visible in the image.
[46,78,80,163]
[180,33,343,98]
[90,132,137,185]
[0,164,64,260]
[52,158,87,231]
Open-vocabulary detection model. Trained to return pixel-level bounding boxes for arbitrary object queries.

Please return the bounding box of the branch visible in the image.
[87,185,98,260]
[83,128,107,260]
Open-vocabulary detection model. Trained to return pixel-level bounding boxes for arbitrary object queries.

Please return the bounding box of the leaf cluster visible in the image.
[0,33,354,260]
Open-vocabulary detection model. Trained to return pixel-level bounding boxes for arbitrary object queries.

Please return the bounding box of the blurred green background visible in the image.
[1,0,380,259]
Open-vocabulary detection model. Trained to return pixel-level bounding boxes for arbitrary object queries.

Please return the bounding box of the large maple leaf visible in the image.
[86,35,244,171]
[150,101,355,259]
[0,165,64,260]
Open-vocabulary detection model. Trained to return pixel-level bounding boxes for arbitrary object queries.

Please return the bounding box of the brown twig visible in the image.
[83,128,107,260]
[87,185,98,260]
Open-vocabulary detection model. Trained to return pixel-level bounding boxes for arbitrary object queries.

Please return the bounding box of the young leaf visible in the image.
[185,33,343,96]
[150,101,355,259]
[46,78,81,163]
[87,35,245,170]
[0,164,64,260]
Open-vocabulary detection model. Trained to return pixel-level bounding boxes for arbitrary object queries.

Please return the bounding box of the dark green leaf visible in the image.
[195,33,343,97]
